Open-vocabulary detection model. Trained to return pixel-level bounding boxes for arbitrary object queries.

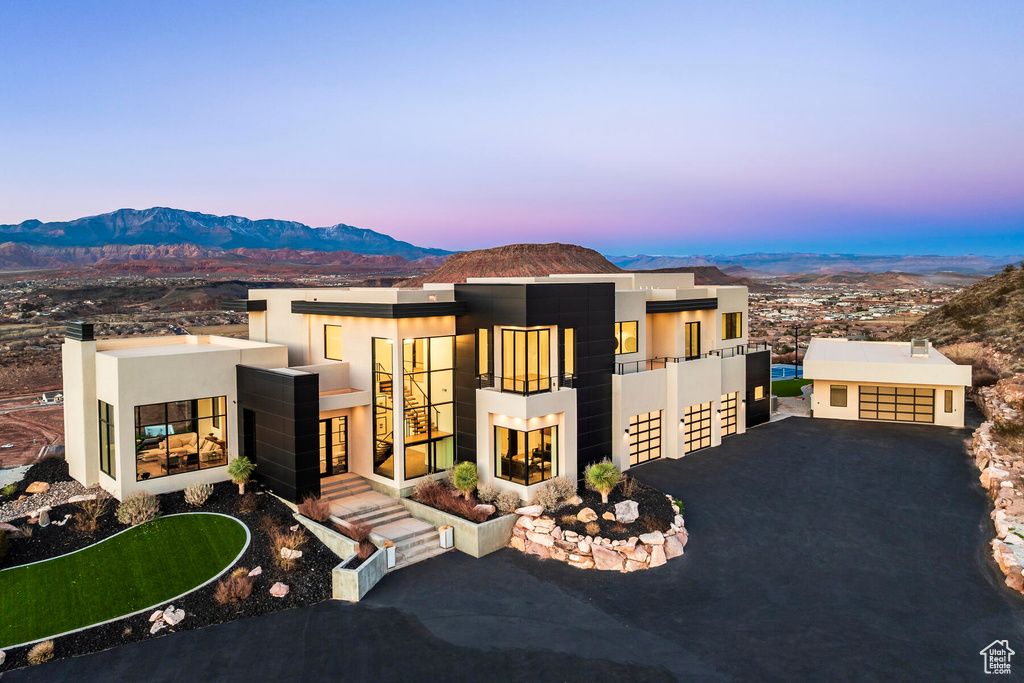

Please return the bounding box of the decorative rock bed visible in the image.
[509,489,688,572]
[969,380,1024,595]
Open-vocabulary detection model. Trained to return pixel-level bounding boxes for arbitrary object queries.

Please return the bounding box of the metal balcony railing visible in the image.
[476,374,559,396]
[614,342,771,374]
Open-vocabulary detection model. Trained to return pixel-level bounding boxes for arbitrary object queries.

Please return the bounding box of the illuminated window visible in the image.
[495,425,557,485]
[945,389,954,413]
[99,401,115,478]
[477,329,490,376]
[501,328,551,394]
[614,321,638,354]
[754,385,766,401]
[722,313,742,340]
[135,397,227,481]
[563,328,575,377]
[324,325,343,361]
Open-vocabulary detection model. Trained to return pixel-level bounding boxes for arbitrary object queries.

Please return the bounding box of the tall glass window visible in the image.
[685,321,701,359]
[722,312,742,340]
[495,425,557,485]
[562,328,575,378]
[98,400,115,478]
[324,325,343,360]
[614,321,638,354]
[134,397,227,481]
[403,336,455,480]
[477,328,491,376]
[501,328,551,394]
[372,338,395,479]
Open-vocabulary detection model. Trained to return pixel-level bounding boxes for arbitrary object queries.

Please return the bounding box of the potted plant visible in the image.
[452,462,478,500]
[584,460,620,504]
[227,456,256,495]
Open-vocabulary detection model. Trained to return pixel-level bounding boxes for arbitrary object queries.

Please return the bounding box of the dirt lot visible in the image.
[185,324,249,338]
[0,348,63,398]
[0,404,64,468]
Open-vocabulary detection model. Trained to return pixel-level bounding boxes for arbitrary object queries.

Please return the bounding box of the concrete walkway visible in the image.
[14,408,1024,681]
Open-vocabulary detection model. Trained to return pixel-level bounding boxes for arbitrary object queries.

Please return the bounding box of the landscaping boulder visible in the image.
[474,503,496,516]
[0,522,18,534]
[526,530,554,547]
[621,544,648,563]
[270,582,290,598]
[515,515,535,530]
[163,607,185,626]
[1007,568,1024,592]
[25,482,50,494]
[577,507,598,523]
[248,566,262,577]
[649,544,667,568]
[526,542,551,559]
[280,547,303,560]
[510,535,527,551]
[38,509,50,527]
[514,505,544,517]
[150,621,166,635]
[67,493,97,503]
[591,543,624,571]
[149,610,164,622]
[614,500,639,523]
[566,495,583,505]
[0,650,5,667]
[639,531,665,545]
[664,534,686,559]
[624,559,647,572]
[602,511,615,521]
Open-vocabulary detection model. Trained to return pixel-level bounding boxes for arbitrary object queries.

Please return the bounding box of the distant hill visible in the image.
[0,207,450,260]
[632,265,769,290]
[607,252,1019,275]
[901,267,1024,359]
[0,241,445,272]
[780,270,982,288]
[404,243,621,285]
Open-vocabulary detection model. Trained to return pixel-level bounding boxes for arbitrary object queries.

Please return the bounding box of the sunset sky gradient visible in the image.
[1,1,1021,255]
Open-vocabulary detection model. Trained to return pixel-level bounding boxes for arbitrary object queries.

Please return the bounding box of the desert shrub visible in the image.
[533,484,561,511]
[73,494,111,535]
[609,522,628,534]
[1,483,15,497]
[414,477,439,499]
[184,482,213,507]
[357,539,376,560]
[258,514,279,535]
[548,475,577,501]
[641,515,671,533]
[477,482,500,504]
[238,492,259,514]
[452,461,478,500]
[495,489,520,515]
[414,479,489,522]
[19,523,33,538]
[336,520,372,543]
[584,460,621,504]
[297,495,331,523]
[116,491,159,526]
[560,513,578,526]
[268,526,308,571]
[672,500,685,515]
[584,521,601,537]
[441,467,456,488]
[27,640,54,666]
[214,570,254,605]
[619,474,637,498]
[975,367,1000,387]
[993,418,1024,454]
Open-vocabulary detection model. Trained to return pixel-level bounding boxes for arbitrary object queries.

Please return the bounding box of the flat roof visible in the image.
[97,335,282,358]
[803,339,954,366]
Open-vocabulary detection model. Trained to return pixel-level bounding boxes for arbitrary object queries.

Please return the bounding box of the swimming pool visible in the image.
[771,364,800,380]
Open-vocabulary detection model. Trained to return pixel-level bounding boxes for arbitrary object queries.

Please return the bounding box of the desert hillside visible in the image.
[902,265,1024,367]
[404,243,621,285]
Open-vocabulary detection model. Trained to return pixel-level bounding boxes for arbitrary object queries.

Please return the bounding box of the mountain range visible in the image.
[0,207,449,260]
[608,252,1022,276]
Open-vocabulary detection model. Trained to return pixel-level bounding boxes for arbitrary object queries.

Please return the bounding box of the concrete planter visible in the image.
[293,513,387,602]
[333,546,388,602]
[400,498,517,558]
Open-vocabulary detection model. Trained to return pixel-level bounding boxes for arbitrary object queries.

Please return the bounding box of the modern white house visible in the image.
[803,338,972,428]
[62,272,771,503]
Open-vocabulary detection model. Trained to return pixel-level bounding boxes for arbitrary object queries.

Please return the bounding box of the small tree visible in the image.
[585,460,620,504]
[227,456,256,495]
[452,461,478,500]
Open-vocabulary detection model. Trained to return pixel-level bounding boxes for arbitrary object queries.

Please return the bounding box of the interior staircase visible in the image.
[322,473,450,570]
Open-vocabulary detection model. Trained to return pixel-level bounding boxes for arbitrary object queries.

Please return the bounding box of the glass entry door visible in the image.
[319,416,348,477]
[685,322,701,359]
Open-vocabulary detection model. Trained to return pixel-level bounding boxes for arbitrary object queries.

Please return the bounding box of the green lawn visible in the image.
[772,378,812,397]
[0,513,247,648]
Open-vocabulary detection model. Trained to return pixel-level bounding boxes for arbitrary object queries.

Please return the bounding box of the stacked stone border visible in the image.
[508,497,688,572]
[970,384,1024,595]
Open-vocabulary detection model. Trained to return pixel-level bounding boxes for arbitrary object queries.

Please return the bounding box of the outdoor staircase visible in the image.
[321,473,450,571]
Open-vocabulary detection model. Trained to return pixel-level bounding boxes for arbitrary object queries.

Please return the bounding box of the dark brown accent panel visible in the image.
[290,300,466,318]
[222,299,267,312]
[66,321,95,341]
[646,298,718,314]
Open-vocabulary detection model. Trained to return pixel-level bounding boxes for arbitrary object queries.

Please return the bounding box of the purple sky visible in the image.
[1,1,1022,255]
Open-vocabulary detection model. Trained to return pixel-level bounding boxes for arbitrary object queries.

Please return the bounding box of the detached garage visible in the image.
[803,338,973,429]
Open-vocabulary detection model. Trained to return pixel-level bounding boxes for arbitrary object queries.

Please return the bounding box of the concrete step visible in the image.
[394,544,452,570]
[373,517,435,544]
[344,503,410,527]
[322,480,372,498]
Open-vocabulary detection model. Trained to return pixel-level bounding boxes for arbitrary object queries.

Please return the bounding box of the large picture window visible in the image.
[501,328,551,394]
[722,313,742,340]
[614,321,638,354]
[324,325,343,361]
[135,397,227,481]
[99,400,115,478]
[495,425,556,486]
[373,338,395,478]
[403,336,455,480]
[830,385,848,407]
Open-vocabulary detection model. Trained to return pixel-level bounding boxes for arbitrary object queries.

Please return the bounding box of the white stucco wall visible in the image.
[810,379,966,428]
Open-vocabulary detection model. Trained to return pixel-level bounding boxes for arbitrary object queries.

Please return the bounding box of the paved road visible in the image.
[13,412,1024,681]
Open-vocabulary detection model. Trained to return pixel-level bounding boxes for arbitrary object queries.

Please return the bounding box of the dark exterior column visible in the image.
[236,365,320,502]
[745,350,771,428]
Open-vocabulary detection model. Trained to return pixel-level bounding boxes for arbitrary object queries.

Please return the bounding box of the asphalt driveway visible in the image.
[13,412,1024,681]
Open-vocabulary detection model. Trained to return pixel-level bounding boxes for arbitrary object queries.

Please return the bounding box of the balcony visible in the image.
[614,342,770,375]
[477,373,574,396]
